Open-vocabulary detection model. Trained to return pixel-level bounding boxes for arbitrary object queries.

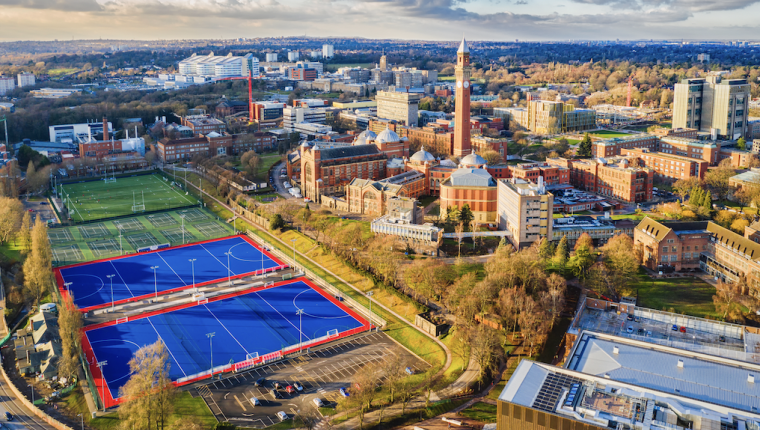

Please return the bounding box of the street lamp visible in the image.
[366,291,374,332]
[207,332,215,380]
[29,384,34,404]
[64,282,73,296]
[97,360,107,411]
[151,266,160,298]
[107,274,116,311]
[189,259,197,292]
[180,214,186,244]
[77,413,83,430]
[296,308,304,353]
[224,252,232,286]
[291,238,297,272]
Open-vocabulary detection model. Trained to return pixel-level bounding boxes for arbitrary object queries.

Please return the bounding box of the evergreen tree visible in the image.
[689,186,704,207]
[18,211,32,254]
[577,133,593,157]
[459,204,474,227]
[554,235,569,266]
[702,190,713,212]
[737,137,747,150]
[538,238,555,261]
[499,236,508,248]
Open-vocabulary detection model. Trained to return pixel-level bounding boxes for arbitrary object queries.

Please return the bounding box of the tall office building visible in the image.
[497,178,553,249]
[322,44,334,58]
[673,74,750,139]
[287,51,300,62]
[265,53,278,62]
[379,53,388,71]
[376,91,421,126]
[453,37,472,157]
[0,77,15,95]
[178,52,256,78]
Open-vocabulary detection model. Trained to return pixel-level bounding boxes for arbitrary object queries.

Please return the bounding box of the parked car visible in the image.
[293,382,304,392]
[274,381,282,389]
[255,377,266,387]
[4,412,12,421]
[671,324,679,331]
[405,367,414,375]
[249,397,260,406]
[646,331,652,337]
[339,387,349,397]
[637,328,644,335]
[679,326,686,333]
[270,389,281,399]
[335,295,344,302]
[719,335,726,342]
[286,385,295,394]
[627,326,634,334]
[313,398,324,407]
[626,314,634,321]
[276,411,288,421]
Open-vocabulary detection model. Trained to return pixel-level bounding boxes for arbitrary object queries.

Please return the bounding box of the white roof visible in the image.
[458,37,469,54]
[568,333,760,413]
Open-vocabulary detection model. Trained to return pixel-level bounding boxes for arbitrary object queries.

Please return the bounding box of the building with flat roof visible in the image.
[49,120,112,143]
[729,168,760,190]
[591,134,658,158]
[376,91,422,127]
[30,88,81,98]
[0,76,15,95]
[552,215,634,247]
[498,100,596,135]
[17,73,35,88]
[497,331,760,430]
[546,157,653,203]
[621,148,708,181]
[497,178,553,249]
[182,115,226,136]
[673,75,750,139]
[659,136,720,165]
[178,52,257,78]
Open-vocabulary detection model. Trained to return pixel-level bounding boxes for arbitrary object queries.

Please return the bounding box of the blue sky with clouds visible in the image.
[0,0,759,41]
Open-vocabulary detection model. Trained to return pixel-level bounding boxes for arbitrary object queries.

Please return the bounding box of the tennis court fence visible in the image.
[244,232,387,330]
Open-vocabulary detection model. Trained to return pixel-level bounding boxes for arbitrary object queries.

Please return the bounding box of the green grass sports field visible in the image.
[61,174,198,223]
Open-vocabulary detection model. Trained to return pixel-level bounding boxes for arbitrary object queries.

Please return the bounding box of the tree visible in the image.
[731,217,750,234]
[538,238,555,261]
[673,177,700,203]
[733,186,757,213]
[240,150,262,179]
[593,234,640,300]
[269,213,285,231]
[0,196,23,245]
[737,137,747,150]
[577,133,592,157]
[18,211,32,254]
[574,232,594,252]
[23,220,52,305]
[119,340,177,430]
[568,243,595,280]
[470,324,501,380]
[705,159,736,201]
[58,294,83,380]
[713,280,743,321]
[455,221,465,258]
[477,150,502,165]
[459,204,474,227]
[554,235,569,267]
[342,361,381,429]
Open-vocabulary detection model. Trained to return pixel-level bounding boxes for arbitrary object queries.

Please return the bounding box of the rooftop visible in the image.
[660,136,719,148]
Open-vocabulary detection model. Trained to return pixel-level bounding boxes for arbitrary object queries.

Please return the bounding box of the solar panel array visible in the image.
[532,372,584,412]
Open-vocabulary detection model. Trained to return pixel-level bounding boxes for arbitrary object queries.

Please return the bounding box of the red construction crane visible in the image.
[216,69,256,123]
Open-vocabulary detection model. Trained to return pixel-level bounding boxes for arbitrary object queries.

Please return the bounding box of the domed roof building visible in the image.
[409,147,436,164]
[376,127,400,144]
[459,153,487,168]
[352,130,377,146]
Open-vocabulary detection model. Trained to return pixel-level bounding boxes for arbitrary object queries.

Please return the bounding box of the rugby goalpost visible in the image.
[132,190,146,212]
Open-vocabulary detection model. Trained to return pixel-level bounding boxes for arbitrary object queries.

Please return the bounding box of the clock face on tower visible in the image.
[456,81,462,88]
[463,81,470,89]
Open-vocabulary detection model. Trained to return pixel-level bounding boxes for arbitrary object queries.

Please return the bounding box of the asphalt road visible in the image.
[0,362,56,430]
[196,331,427,428]
[21,198,57,226]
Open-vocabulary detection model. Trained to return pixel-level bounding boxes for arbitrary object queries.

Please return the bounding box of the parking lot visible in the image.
[194,331,427,428]
[23,198,57,225]
[577,307,745,351]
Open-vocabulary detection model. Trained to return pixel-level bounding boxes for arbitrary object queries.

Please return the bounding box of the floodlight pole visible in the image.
[78,414,83,430]
[64,282,73,296]
[224,252,231,286]
[367,291,374,332]
[207,332,215,380]
[97,360,107,411]
[107,275,116,311]
[29,384,34,404]
[181,215,185,244]
[151,266,159,298]
[296,309,304,353]
[189,259,197,292]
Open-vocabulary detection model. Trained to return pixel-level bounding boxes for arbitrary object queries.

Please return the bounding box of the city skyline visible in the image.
[2,0,760,42]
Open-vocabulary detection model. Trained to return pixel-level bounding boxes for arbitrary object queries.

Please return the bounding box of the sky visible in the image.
[1,0,760,42]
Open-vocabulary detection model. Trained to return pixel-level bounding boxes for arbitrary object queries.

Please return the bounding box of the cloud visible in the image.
[0,0,102,11]
[569,0,760,12]
[514,0,528,4]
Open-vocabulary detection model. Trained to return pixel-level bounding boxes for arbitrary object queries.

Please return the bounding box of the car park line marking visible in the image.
[234,394,247,412]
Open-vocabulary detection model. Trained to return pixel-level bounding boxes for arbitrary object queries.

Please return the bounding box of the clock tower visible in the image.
[453,36,472,158]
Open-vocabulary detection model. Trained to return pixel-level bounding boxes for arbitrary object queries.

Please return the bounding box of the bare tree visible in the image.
[713,280,744,321]
[118,340,177,430]
[455,221,465,258]
[57,295,83,380]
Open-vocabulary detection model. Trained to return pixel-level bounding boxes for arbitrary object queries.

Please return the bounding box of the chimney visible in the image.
[749,374,755,383]
[102,117,108,141]
[677,359,684,368]
[612,346,619,355]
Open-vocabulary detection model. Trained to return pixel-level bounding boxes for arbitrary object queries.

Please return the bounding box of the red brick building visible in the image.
[658,137,720,165]
[591,134,658,158]
[157,132,275,162]
[621,148,708,181]
[300,143,389,201]
[546,157,654,203]
[182,116,226,136]
[510,162,569,185]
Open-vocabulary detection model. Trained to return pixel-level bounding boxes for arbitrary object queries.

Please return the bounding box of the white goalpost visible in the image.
[104,165,116,184]
[132,190,146,212]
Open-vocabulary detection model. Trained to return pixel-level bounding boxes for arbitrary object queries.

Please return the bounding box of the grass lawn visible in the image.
[566,138,581,145]
[63,388,216,430]
[438,76,456,81]
[256,153,284,182]
[49,207,233,266]
[459,402,498,423]
[47,68,78,76]
[715,199,757,215]
[60,174,198,223]
[588,130,632,139]
[610,213,662,221]
[0,241,23,262]
[418,195,438,207]
[625,268,718,318]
